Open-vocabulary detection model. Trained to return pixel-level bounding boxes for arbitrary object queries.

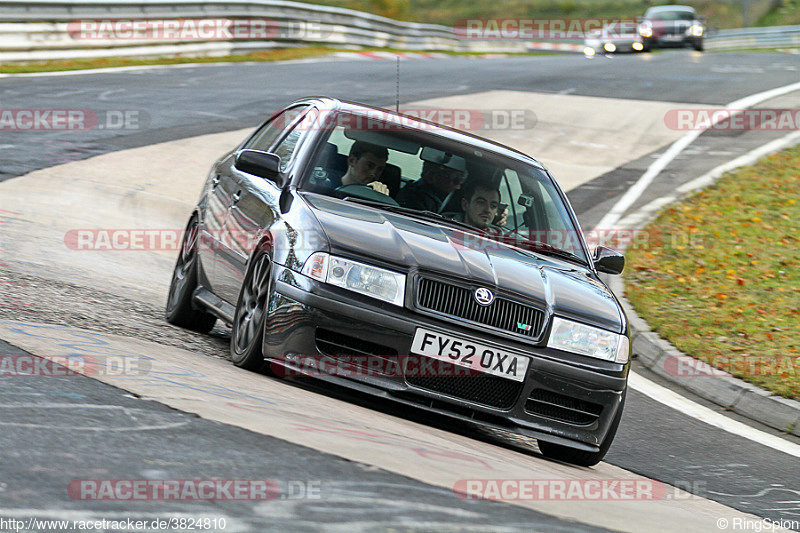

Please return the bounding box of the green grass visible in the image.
[0,46,339,73]
[756,0,800,26]
[0,46,555,74]
[624,146,800,400]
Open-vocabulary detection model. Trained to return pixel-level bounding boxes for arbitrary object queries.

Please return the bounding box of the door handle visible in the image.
[232,190,242,203]
[211,176,220,189]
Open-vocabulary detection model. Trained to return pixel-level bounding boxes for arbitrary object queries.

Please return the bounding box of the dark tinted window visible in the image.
[647,10,695,21]
[243,105,309,152]
[273,108,320,172]
[300,112,587,262]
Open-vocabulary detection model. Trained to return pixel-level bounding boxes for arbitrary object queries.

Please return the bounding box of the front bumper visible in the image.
[263,265,628,450]
[585,40,644,54]
[645,35,701,48]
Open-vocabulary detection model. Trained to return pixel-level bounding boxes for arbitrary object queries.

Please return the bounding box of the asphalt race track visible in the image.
[1,50,799,532]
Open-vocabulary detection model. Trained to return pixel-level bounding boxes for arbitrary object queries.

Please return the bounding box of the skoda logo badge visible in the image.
[474,287,494,306]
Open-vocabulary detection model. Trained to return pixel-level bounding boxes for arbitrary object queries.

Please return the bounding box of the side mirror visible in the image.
[235,150,282,185]
[593,245,625,275]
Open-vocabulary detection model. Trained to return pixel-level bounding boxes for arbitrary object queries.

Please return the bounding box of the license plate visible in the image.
[410,328,530,382]
[661,35,682,41]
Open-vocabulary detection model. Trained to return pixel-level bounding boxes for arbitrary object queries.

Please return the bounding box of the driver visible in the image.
[337,141,390,195]
[453,178,508,234]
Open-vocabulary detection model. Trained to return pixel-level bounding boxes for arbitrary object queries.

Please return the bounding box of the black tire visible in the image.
[694,41,704,52]
[165,215,216,333]
[230,252,272,371]
[538,389,626,467]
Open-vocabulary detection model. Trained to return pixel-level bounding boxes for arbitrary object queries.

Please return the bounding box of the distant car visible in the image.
[584,21,645,56]
[638,5,705,52]
[166,97,631,467]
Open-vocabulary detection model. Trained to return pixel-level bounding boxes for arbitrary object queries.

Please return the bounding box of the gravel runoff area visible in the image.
[0,265,232,360]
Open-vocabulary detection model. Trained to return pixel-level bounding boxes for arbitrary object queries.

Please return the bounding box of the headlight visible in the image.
[639,23,653,38]
[687,24,704,37]
[547,316,629,363]
[301,252,406,306]
[584,46,596,57]
[603,42,616,53]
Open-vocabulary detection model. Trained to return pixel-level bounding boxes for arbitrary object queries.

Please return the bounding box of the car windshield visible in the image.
[647,10,695,21]
[299,111,588,264]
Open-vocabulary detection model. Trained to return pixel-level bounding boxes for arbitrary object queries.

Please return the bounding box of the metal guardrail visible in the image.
[706,24,800,50]
[0,1,798,63]
[0,0,535,62]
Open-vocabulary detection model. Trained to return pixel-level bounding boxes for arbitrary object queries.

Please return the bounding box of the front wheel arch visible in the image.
[230,251,274,371]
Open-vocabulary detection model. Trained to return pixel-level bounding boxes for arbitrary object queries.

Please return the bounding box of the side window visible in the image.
[273,108,319,172]
[244,105,308,152]
[535,181,570,232]
[501,169,524,229]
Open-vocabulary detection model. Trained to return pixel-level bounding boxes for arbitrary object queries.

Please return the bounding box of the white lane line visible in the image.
[628,373,800,459]
[596,80,800,230]
[195,110,235,120]
[616,129,800,230]
[98,88,126,100]
[674,130,800,195]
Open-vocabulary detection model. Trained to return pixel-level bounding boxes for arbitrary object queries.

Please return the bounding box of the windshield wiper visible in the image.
[517,240,588,266]
[342,197,480,233]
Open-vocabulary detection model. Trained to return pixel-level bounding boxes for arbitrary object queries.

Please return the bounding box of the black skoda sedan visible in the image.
[166,97,630,466]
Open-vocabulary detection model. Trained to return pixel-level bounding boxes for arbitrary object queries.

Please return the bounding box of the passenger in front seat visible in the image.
[395,160,466,212]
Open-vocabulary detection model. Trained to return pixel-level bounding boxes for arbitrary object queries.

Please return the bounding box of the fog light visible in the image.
[584,47,596,56]
[603,42,616,53]
[632,42,644,51]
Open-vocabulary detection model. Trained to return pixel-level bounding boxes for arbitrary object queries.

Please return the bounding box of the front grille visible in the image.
[406,359,522,409]
[524,389,603,426]
[416,277,545,339]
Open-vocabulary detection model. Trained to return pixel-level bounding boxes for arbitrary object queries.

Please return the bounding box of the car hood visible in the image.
[306,195,623,333]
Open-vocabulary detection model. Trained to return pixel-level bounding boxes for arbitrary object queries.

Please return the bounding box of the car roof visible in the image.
[646,5,696,12]
[290,96,546,171]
